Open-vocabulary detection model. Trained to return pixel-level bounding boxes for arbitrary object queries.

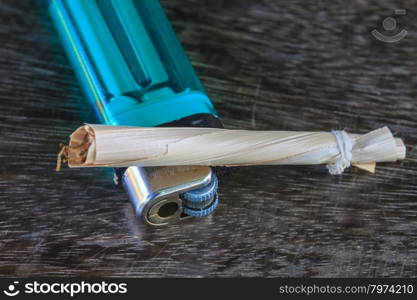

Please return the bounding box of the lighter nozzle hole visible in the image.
[158,202,179,218]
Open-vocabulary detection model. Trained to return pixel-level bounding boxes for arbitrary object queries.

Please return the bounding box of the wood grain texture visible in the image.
[0,0,416,277]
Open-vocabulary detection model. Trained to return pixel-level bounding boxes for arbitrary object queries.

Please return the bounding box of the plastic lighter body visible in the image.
[48,0,221,225]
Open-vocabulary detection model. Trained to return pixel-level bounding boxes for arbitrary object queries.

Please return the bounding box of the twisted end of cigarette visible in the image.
[326,127,406,174]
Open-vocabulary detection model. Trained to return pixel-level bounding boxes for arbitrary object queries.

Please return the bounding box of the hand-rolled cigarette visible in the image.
[65,124,405,174]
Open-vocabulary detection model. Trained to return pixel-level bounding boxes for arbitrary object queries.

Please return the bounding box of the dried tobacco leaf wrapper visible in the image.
[65,124,405,174]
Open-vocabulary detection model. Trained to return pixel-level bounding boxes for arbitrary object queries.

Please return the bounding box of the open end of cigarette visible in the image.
[67,125,96,167]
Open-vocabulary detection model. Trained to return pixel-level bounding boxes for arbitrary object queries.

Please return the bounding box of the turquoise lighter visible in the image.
[48,0,222,226]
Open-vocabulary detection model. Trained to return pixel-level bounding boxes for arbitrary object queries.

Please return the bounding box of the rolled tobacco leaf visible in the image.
[64,124,405,175]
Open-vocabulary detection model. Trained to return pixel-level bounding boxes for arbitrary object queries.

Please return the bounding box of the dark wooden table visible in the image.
[0,0,416,277]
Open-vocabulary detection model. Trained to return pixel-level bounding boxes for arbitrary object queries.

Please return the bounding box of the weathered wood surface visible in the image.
[0,0,416,277]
